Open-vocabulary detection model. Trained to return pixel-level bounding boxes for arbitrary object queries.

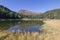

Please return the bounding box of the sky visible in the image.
[0,0,60,12]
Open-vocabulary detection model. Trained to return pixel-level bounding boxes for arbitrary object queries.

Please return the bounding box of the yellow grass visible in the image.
[0,30,43,40]
[42,20,60,40]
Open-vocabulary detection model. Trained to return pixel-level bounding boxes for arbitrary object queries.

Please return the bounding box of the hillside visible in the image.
[18,9,60,19]
[0,5,22,19]
[39,9,60,19]
[1,5,60,19]
[18,9,41,19]
[18,9,41,15]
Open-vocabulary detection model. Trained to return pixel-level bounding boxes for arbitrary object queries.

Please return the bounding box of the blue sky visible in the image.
[0,0,60,12]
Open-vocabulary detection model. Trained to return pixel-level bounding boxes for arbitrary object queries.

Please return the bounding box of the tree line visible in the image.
[0,5,22,19]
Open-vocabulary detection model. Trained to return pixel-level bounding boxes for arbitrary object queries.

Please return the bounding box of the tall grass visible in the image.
[0,30,43,40]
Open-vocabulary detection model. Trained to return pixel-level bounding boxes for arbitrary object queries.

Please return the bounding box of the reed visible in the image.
[0,30,43,40]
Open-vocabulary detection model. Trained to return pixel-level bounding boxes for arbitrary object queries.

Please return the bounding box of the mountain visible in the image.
[1,5,60,19]
[0,5,22,19]
[18,9,41,19]
[39,9,60,19]
[18,9,41,15]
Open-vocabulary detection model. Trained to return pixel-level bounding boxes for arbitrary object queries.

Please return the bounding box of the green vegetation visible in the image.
[0,5,22,19]
[0,21,20,30]
[19,9,60,19]
[21,15,40,19]
[39,9,60,19]
[20,20,44,25]
[1,5,60,19]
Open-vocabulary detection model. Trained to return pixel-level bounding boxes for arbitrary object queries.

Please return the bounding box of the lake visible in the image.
[0,20,44,32]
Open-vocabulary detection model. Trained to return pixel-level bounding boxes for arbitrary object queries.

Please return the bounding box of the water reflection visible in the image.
[25,26,42,32]
[8,25,42,32]
[0,20,44,30]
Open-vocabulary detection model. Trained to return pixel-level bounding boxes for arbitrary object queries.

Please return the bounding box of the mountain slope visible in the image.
[18,9,41,15]
[0,5,22,19]
[1,5,60,19]
[18,9,41,19]
[39,9,60,19]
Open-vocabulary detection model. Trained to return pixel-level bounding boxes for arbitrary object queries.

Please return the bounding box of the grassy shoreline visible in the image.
[0,20,60,40]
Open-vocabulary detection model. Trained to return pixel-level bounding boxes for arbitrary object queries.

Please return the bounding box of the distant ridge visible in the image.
[18,9,41,15]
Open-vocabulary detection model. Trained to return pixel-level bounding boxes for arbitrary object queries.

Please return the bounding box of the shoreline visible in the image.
[0,19,60,21]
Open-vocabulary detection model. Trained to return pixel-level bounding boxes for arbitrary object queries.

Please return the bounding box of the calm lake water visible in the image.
[0,20,44,32]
